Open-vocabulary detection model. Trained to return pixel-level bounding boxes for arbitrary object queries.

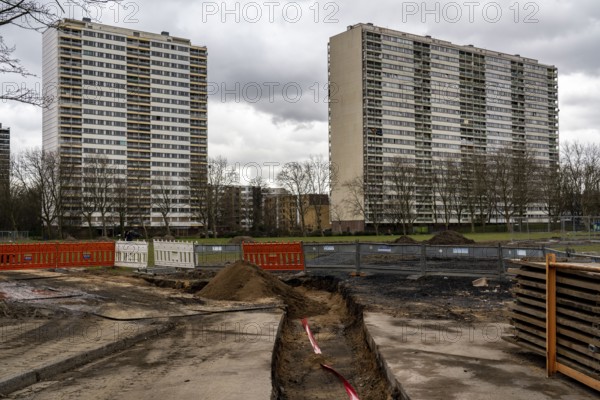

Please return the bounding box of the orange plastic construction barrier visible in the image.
[0,242,115,271]
[242,242,305,271]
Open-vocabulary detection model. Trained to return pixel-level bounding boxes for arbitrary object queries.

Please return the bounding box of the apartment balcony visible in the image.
[127,95,150,104]
[60,108,82,116]
[127,135,150,143]
[59,40,81,48]
[127,115,151,123]
[126,39,150,48]
[127,143,151,151]
[60,128,82,136]
[127,50,150,58]
[59,60,82,68]
[127,58,150,67]
[127,105,151,113]
[59,68,82,77]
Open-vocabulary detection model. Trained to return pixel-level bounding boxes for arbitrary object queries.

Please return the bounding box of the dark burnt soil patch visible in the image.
[426,230,475,245]
[130,269,217,293]
[345,274,512,322]
[392,235,417,244]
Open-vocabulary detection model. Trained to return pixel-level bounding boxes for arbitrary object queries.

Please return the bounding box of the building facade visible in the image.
[0,124,9,187]
[42,19,207,233]
[329,23,558,232]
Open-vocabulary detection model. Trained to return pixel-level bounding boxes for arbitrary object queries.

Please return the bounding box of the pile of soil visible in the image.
[393,235,417,244]
[197,260,324,318]
[426,230,475,245]
[228,236,255,244]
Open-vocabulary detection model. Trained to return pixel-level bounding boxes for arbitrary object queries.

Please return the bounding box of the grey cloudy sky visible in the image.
[1,0,599,170]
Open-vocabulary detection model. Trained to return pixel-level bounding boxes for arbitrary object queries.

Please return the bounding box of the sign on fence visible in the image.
[0,242,115,270]
[154,240,195,269]
[115,241,148,269]
[242,242,305,271]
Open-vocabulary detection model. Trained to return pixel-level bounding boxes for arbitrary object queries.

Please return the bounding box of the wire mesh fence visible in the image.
[301,242,545,275]
[0,231,29,242]
[194,244,243,267]
[190,241,562,275]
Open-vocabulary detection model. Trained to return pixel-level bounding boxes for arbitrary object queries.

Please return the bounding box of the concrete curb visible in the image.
[0,322,175,396]
[361,320,411,400]
[339,286,410,400]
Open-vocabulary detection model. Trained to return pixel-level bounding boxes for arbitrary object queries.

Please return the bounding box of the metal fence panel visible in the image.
[304,243,356,270]
[194,244,242,267]
[357,243,422,273]
[502,248,544,259]
[0,231,29,242]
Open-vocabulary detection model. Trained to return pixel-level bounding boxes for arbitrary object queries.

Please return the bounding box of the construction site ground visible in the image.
[0,262,598,399]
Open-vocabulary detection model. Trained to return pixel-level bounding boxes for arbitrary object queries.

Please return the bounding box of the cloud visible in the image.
[1,0,600,164]
[558,73,600,143]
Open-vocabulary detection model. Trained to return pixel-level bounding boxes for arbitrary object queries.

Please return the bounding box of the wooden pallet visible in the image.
[508,259,600,384]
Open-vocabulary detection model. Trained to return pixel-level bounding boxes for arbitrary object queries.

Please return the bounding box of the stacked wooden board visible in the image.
[508,259,600,381]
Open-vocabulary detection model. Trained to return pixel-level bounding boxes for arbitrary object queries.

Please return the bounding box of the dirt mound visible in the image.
[393,235,417,244]
[198,260,324,318]
[426,230,475,245]
[228,236,255,244]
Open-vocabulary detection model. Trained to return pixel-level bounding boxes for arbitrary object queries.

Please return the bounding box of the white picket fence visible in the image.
[115,240,149,269]
[153,240,196,269]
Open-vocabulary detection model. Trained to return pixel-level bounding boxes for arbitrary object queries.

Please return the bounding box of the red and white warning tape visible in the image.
[301,318,360,400]
[321,364,361,400]
[301,317,322,354]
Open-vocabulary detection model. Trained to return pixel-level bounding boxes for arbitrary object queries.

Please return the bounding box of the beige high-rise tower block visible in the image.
[328,23,558,232]
[42,19,207,233]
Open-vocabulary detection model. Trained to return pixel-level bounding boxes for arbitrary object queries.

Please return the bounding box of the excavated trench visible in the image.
[271,276,407,400]
[145,263,407,399]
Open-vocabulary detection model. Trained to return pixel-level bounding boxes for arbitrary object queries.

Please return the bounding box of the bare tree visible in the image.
[81,168,97,239]
[431,159,457,229]
[0,154,42,232]
[188,165,208,236]
[487,148,537,231]
[304,154,334,235]
[561,141,600,217]
[242,176,268,232]
[538,162,563,229]
[127,177,149,239]
[81,155,114,237]
[385,157,416,235]
[342,175,384,235]
[277,162,310,235]
[512,150,537,221]
[1,0,120,105]
[188,156,236,238]
[488,150,514,230]
[113,174,128,237]
[152,176,177,236]
[459,154,478,233]
[13,149,61,238]
[449,161,465,227]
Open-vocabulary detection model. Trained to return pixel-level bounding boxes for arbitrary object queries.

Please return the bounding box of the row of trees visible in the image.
[2,143,598,238]
[0,149,188,238]
[0,150,335,238]
[341,142,600,235]
[188,154,334,238]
